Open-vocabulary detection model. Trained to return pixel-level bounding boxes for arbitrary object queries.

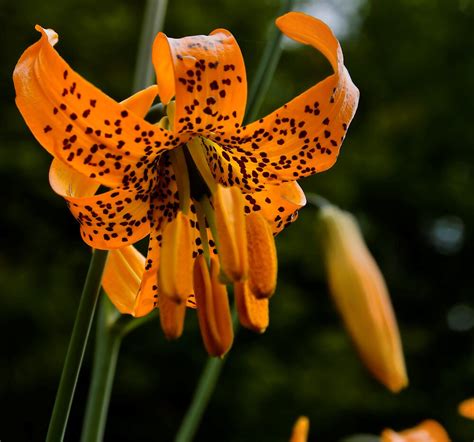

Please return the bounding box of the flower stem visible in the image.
[46,249,108,442]
[80,296,122,442]
[174,309,238,442]
[245,0,295,124]
[133,0,168,92]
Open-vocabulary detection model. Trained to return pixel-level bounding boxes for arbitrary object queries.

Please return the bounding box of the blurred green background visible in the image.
[1,0,473,440]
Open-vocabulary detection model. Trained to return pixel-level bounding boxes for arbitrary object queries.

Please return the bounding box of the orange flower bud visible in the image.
[318,205,408,392]
[213,184,248,281]
[289,416,310,442]
[193,255,233,357]
[158,211,194,303]
[458,397,474,420]
[234,281,269,333]
[381,420,450,442]
[245,212,277,299]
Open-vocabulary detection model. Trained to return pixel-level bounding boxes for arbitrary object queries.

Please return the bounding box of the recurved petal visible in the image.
[14,26,183,188]
[244,181,306,235]
[381,420,451,442]
[207,12,359,187]
[102,245,145,314]
[50,161,152,249]
[153,28,247,133]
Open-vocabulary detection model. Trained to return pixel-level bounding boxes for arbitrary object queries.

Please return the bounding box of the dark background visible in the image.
[1,0,473,440]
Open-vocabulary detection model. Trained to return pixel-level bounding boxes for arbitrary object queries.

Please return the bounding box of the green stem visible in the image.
[46,249,108,442]
[174,309,238,442]
[116,310,159,336]
[133,0,168,92]
[174,3,294,440]
[244,0,295,124]
[80,296,122,442]
[174,359,224,442]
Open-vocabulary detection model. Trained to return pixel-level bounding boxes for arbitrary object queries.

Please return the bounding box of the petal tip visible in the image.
[35,24,58,46]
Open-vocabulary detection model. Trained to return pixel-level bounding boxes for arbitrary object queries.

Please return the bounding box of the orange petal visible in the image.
[207,12,359,188]
[234,281,269,333]
[193,256,233,357]
[158,293,187,340]
[14,26,183,188]
[319,205,408,392]
[458,397,474,420]
[45,85,163,200]
[152,29,247,133]
[381,420,451,442]
[158,211,195,302]
[245,212,278,298]
[49,158,99,198]
[102,245,145,314]
[213,185,248,281]
[244,181,306,235]
[120,85,159,119]
[289,416,310,442]
[49,161,152,249]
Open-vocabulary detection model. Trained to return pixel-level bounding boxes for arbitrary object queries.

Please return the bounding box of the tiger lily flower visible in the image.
[381,420,451,442]
[14,12,358,355]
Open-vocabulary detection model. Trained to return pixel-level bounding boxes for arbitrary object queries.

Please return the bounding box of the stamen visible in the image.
[212,185,248,282]
[234,281,269,333]
[194,199,211,262]
[158,211,195,303]
[169,147,191,214]
[245,212,277,298]
[186,137,217,194]
[158,293,187,340]
[193,255,233,357]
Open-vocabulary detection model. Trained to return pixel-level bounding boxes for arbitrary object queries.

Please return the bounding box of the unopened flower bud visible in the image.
[318,204,407,392]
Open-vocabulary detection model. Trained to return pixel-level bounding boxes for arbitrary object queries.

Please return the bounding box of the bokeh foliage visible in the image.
[1,0,473,440]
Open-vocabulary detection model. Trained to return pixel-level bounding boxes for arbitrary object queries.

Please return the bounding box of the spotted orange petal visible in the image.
[244,181,306,234]
[208,12,359,187]
[50,164,153,249]
[14,26,185,188]
[153,29,247,134]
